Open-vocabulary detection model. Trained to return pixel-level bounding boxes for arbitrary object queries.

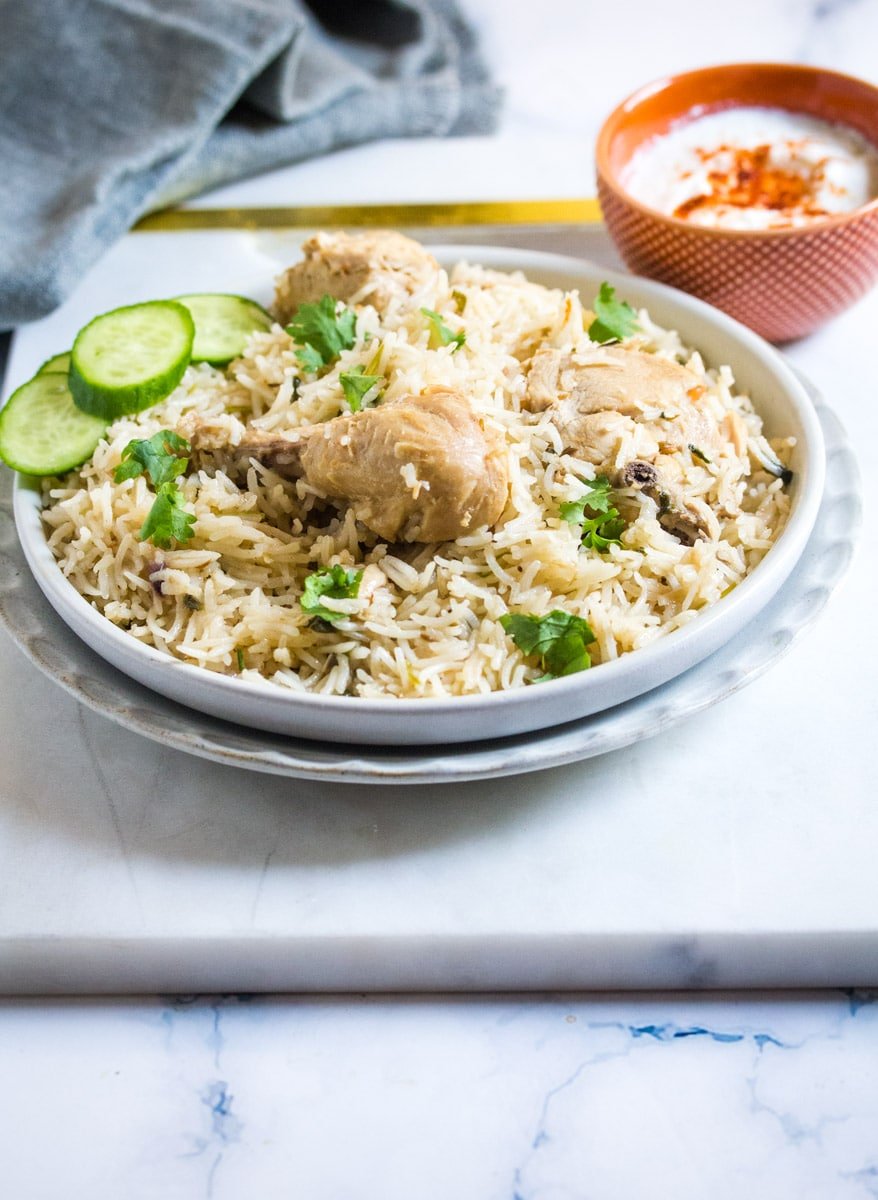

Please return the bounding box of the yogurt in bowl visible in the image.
[622,107,878,231]
[595,63,878,340]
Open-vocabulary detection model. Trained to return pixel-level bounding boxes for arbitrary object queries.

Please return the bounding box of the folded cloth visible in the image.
[0,0,501,329]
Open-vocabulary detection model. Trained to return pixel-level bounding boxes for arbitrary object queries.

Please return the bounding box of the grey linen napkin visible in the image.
[0,0,501,331]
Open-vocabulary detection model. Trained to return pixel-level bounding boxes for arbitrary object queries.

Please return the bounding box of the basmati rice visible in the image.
[41,258,793,698]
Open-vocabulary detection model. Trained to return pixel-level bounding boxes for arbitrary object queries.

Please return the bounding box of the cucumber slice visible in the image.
[36,351,71,376]
[176,293,273,365]
[0,373,107,475]
[70,300,194,420]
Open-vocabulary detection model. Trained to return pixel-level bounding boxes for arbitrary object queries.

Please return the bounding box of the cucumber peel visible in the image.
[70,300,194,420]
[0,373,107,476]
[36,350,71,376]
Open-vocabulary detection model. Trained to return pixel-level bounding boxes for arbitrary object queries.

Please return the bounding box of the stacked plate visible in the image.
[0,245,861,784]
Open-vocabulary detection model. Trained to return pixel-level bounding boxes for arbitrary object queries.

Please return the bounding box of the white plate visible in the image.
[0,387,858,784]
[8,238,825,745]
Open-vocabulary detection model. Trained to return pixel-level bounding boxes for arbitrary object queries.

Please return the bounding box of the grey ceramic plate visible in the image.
[0,379,860,784]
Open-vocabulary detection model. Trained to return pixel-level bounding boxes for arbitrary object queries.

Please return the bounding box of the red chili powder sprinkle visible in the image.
[673,142,834,221]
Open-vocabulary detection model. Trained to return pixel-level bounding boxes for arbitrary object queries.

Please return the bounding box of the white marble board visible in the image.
[0,218,876,994]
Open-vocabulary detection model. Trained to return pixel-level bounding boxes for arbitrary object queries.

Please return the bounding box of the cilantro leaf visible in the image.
[560,475,614,519]
[139,482,196,550]
[578,511,627,552]
[339,365,383,413]
[500,609,596,678]
[421,307,466,352]
[286,295,357,371]
[452,289,467,313]
[560,475,627,552]
[294,342,325,375]
[115,430,190,487]
[587,283,640,344]
[301,564,363,624]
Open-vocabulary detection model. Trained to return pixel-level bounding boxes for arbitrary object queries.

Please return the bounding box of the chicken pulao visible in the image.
[41,231,794,697]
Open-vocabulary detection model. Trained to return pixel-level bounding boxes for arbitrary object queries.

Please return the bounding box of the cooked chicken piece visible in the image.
[196,387,509,544]
[552,409,661,469]
[274,230,441,323]
[525,344,722,455]
[526,345,734,544]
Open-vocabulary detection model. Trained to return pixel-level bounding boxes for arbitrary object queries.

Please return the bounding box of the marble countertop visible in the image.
[3,0,878,1193]
[3,990,878,1199]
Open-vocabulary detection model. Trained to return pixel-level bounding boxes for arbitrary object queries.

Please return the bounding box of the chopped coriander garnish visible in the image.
[689,444,712,464]
[301,564,363,624]
[562,474,614,516]
[578,509,626,552]
[294,342,325,374]
[560,475,627,552]
[421,307,466,352]
[115,430,190,487]
[339,364,383,413]
[587,282,640,344]
[138,482,196,550]
[452,289,467,313]
[500,609,596,678]
[286,295,357,371]
[236,648,245,672]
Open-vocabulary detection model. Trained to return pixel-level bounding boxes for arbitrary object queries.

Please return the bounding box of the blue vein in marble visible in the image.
[634,1023,744,1042]
[842,988,878,1016]
[841,1164,878,1199]
[513,1018,801,1199]
[592,1021,793,1049]
[200,1081,243,1199]
[744,1071,848,1148]
[182,1079,243,1199]
[164,997,254,1199]
[530,1060,594,1150]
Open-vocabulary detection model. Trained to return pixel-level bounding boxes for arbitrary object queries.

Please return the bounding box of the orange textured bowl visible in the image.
[596,63,878,342]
